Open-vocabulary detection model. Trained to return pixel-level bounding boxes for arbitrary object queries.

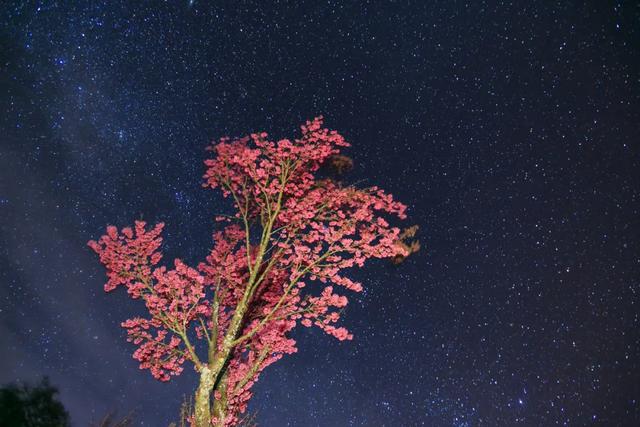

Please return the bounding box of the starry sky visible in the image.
[1,1,639,426]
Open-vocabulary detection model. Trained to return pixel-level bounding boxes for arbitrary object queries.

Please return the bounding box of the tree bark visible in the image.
[212,370,229,427]
[194,354,232,427]
[194,366,214,427]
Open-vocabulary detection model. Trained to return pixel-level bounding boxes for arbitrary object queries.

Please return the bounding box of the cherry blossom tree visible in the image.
[88,117,409,427]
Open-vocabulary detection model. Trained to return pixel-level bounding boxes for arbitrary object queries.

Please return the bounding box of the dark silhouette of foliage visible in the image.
[325,154,353,175]
[90,410,135,427]
[391,225,421,265]
[168,395,193,427]
[0,377,70,427]
[236,410,258,427]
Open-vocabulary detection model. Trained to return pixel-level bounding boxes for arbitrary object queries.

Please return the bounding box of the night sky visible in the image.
[1,1,639,426]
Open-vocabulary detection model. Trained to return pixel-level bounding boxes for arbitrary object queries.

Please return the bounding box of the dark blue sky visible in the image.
[1,1,639,426]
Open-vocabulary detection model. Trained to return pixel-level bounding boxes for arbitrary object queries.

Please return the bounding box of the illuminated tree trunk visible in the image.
[212,371,229,427]
[194,354,231,426]
[194,366,214,427]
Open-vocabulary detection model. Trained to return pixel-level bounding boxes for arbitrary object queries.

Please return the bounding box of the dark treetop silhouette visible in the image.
[0,377,70,427]
[88,117,409,426]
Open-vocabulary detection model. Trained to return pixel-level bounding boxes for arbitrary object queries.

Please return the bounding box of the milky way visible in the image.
[1,2,639,426]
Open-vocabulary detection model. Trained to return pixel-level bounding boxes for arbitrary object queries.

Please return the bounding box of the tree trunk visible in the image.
[194,366,215,427]
[212,370,229,427]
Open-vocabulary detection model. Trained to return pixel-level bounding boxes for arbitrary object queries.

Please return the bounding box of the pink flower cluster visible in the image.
[88,221,164,292]
[121,318,185,381]
[88,221,206,381]
[203,116,350,215]
[223,318,298,424]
